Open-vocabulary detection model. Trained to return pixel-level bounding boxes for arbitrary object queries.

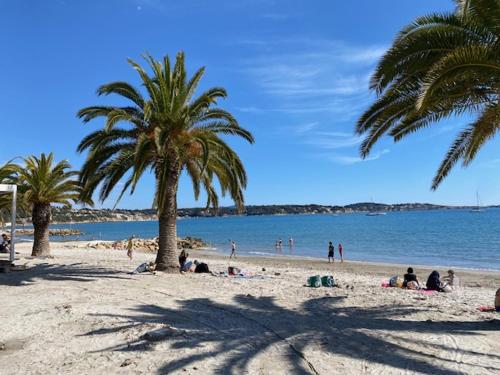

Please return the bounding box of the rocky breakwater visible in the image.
[87,236,208,252]
[16,228,82,237]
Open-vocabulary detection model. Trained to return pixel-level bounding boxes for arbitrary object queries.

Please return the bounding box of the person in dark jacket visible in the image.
[426,270,443,291]
[194,260,210,273]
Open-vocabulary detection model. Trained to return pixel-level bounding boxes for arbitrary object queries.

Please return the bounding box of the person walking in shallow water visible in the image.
[230,240,237,259]
[328,241,334,263]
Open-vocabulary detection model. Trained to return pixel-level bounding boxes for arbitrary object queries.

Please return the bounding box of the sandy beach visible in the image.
[1,242,499,374]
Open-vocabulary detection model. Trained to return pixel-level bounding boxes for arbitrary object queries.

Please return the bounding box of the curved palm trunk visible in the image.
[155,164,181,272]
[32,203,51,256]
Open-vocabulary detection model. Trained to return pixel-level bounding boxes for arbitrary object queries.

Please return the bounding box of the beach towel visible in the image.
[477,306,497,312]
[307,275,321,288]
[416,289,438,296]
[381,280,391,288]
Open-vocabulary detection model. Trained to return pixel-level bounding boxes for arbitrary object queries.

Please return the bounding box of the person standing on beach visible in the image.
[126,236,134,260]
[338,243,344,262]
[328,241,334,263]
[230,240,237,259]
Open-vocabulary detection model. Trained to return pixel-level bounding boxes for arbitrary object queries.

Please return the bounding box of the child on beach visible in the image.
[328,242,334,263]
[442,269,460,290]
[126,236,134,260]
[230,240,237,259]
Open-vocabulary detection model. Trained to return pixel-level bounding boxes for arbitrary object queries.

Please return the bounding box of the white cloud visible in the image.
[306,134,364,149]
[328,149,390,165]
[237,37,383,117]
[293,122,318,134]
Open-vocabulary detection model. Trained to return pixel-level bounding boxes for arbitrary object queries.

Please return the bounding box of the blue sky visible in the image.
[2,0,500,208]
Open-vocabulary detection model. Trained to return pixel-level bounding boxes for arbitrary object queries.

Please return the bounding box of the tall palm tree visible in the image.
[12,153,83,256]
[357,0,500,189]
[77,52,254,272]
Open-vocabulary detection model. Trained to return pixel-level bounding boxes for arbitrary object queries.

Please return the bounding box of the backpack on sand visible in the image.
[307,275,321,288]
[321,275,336,287]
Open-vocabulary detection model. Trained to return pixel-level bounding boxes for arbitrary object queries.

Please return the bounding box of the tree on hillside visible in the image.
[12,153,84,256]
[357,0,500,188]
[77,52,254,272]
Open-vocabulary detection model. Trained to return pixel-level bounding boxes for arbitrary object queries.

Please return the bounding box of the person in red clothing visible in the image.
[338,243,344,262]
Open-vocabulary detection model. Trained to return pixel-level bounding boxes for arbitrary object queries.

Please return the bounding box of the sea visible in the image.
[21,208,500,270]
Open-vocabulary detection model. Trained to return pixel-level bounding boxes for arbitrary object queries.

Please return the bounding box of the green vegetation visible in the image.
[45,203,451,223]
[357,0,500,189]
[77,52,253,271]
[8,153,84,256]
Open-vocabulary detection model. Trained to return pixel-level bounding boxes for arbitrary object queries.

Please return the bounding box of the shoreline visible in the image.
[18,238,500,274]
[10,240,500,285]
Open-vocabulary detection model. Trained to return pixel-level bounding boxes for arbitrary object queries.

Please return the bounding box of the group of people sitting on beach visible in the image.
[396,267,459,292]
[129,250,211,275]
[178,250,210,273]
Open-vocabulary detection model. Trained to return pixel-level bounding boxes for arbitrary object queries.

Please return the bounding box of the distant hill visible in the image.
[39,202,475,223]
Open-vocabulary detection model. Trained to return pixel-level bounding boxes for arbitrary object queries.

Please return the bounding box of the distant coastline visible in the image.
[33,202,496,224]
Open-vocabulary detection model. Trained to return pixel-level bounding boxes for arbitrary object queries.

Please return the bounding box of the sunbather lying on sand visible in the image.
[129,262,156,274]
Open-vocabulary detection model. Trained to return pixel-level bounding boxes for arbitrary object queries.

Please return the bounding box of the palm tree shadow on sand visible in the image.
[85,294,500,374]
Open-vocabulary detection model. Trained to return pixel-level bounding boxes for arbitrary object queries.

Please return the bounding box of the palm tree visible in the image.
[12,153,83,256]
[357,0,500,189]
[77,52,254,272]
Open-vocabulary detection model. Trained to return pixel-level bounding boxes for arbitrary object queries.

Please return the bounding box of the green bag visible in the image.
[307,275,321,288]
[321,275,335,287]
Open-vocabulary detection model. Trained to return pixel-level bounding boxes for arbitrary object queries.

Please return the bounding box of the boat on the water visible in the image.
[470,191,484,213]
[366,197,387,216]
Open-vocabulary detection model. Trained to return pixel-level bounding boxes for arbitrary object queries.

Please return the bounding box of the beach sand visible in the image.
[1,242,499,374]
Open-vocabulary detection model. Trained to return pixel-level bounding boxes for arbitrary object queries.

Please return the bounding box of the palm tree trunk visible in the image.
[155,163,180,272]
[32,203,51,256]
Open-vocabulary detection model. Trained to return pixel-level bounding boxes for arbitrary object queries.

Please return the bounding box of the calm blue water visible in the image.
[41,209,500,270]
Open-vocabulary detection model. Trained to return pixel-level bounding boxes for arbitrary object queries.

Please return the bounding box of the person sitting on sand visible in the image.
[194,260,210,273]
[426,270,443,291]
[179,249,188,269]
[403,267,420,289]
[182,259,194,272]
[0,234,10,253]
[442,269,460,290]
[496,288,500,312]
[328,242,334,263]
